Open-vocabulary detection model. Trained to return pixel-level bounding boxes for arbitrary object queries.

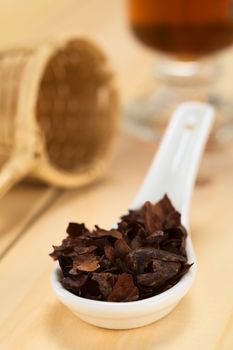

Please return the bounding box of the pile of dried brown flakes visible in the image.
[50,195,192,302]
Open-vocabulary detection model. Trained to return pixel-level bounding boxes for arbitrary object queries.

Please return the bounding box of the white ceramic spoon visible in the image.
[51,102,214,329]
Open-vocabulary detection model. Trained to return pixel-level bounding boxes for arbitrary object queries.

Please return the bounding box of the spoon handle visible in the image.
[131,102,214,223]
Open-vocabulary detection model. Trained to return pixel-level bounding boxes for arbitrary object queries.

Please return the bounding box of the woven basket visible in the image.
[0,38,118,197]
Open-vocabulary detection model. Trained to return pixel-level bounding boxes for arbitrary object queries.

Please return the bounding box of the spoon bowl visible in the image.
[51,102,214,329]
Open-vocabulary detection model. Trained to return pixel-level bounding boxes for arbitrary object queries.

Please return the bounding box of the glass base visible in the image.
[124,86,233,147]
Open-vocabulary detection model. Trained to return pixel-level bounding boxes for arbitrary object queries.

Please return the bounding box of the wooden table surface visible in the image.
[0,1,233,349]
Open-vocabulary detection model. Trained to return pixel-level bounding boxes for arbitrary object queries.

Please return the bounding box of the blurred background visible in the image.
[0,0,158,257]
[0,0,154,103]
[1,0,233,253]
[0,0,233,237]
[1,0,233,139]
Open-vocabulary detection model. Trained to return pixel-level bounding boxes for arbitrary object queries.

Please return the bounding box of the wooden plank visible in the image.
[0,134,233,350]
[0,185,59,258]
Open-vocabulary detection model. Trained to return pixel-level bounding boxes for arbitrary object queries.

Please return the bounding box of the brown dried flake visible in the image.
[107,274,139,302]
[104,244,115,262]
[89,227,122,240]
[66,222,88,237]
[143,201,163,233]
[50,194,192,302]
[74,245,97,255]
[62,274,88,294]
[73,254,100,272]
[136,260,181,288]
[92,272,116,297]
[114,239,131,258]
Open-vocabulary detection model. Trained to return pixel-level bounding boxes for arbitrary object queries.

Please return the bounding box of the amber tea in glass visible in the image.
[125,0,233,143]
[129,0,233,60]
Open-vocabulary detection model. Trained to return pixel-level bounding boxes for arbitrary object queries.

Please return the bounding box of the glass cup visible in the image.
[125,0,233,145]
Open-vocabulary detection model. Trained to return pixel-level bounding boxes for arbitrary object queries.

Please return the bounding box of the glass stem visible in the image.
[155,56,219,88]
